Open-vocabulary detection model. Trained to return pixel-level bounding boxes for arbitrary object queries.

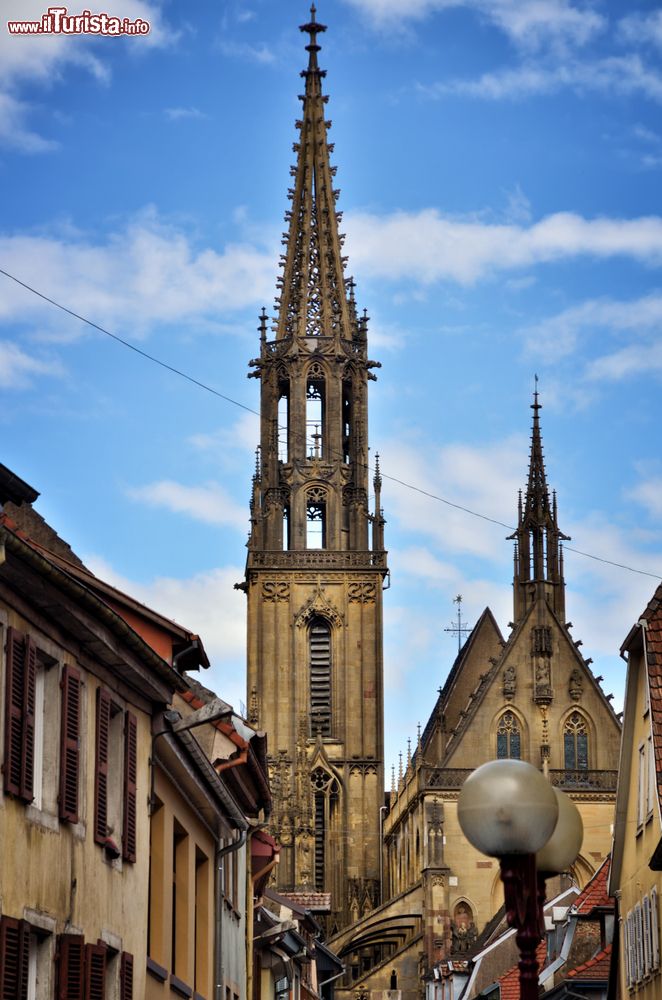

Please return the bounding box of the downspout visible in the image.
[216,830,248,1000]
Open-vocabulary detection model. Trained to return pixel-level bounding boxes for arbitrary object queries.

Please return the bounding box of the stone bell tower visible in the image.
[243,6,388,932]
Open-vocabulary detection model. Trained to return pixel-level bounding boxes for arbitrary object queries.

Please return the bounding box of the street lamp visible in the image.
[458,760,583,1000]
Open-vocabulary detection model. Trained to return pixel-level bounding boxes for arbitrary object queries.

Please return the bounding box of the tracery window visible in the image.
[496,711,521,760]
[311,766,340,892]
[563,711,589,770]
[306,486,327,549]
[306,374,325,457]
[278,375,289,462]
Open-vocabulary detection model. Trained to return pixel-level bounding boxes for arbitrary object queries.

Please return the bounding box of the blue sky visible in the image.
[2,0,662,775]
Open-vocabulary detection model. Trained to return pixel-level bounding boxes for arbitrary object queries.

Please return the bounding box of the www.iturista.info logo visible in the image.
[7,6,150,36]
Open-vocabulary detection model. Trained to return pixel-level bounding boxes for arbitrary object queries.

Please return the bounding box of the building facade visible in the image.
[243,8,388,933]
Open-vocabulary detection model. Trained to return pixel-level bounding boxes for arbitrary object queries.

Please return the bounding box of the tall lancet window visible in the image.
[311,765,340,893]
[342,379,352,464]
[306,371,325,457]
[278,375,290,463]
[564,711,589,770]
[309,617,331,736]
[306,486,327,549]
[496,711,521,759]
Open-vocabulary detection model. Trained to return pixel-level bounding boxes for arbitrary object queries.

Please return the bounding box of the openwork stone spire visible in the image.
[510,389,570,624]
[273,4,356,343]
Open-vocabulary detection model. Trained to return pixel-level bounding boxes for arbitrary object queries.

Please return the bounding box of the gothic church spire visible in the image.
[510,389,570,624]
[274,4,357,343]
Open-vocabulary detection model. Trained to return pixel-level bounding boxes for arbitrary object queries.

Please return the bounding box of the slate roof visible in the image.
[573,855,612,915]
[567,943,612,981]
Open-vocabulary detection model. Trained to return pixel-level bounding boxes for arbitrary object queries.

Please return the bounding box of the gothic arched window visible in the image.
[278,374,290,463]
[306,372,325,457]
[564,712,589,770]
[309,617,331,736]
[306,486,327,549]
[496,711,521,759]
[311,766,340,892]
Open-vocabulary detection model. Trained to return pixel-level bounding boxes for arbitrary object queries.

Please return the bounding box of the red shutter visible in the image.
[94,688,111,845]
[4,627,26,797]
[57,935,85,1000]
[122,712,137,863]
[84,943,106,1000]
[119,952,133,1000]
[59,665,81,823]
[20,637,37,802]
[0,916,30,1000]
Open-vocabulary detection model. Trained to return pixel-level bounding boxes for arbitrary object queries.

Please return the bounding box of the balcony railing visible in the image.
[420,766,617,793]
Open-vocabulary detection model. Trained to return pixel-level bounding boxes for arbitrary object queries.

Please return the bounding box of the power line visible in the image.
[2,266,661,582]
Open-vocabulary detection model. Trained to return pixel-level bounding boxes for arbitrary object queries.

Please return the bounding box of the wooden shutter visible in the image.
[122,712,137,863]
[3,629,37,802]
[652,887,660,971]
[57,934,85,1000]
[94,688,111,845]
[0,916,30,1000]
[84,943,106,1000]
[119,952,133,1000]
[59,665,81,823]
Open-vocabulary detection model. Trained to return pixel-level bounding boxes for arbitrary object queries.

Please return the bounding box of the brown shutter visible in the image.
[4,627,26,797]
[84,943,106,1000]
[119,952,133,1000]
[59,665,81,823]
[122,712,137,863]
[94,688,111,845]
[20,636,37,802]
[57,934,85,1000]
[0,916,30,1000]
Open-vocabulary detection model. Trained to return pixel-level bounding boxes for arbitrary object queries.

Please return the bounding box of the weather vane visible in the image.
[444,594,473,654]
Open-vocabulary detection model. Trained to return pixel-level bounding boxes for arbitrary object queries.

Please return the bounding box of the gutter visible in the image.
[0,524,184,694]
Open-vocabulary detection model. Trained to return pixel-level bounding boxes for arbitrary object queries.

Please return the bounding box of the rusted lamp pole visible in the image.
[458,760,583,1000]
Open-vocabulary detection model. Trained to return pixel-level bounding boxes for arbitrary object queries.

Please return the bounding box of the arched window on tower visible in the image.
[278,375,289,463]
[311,766,340,893]
[342,379,352,464]
[306,372,325,457]
[306,486,327,549]
[564,711,589,770]
[496,711,521,759]
[309,617,331,736]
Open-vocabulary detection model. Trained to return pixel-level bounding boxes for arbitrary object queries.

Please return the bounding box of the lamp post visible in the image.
[457,760,583,1000]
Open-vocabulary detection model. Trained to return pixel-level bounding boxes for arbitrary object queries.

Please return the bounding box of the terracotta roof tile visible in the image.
[567,943,612,981]
[281,891,331,911]
[574,855,612,914]
[497,940,547,999]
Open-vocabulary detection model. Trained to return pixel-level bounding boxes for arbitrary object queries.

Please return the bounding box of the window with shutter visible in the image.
[652,888,660,972]
[0,916,30,1000]
[59,666,81,824]
[644,895,651,976]
[57,935,84,1000]
[309,617,331,736]
[625,912,632,987]
[3,627,37,802]
[636,903,644,981]
[94,689,111,846]
[119,953,133,1000]
[122,712,137,863]
[84,944,106,1000]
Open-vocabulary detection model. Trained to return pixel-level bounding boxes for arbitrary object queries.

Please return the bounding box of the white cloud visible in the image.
[344,0,604,50]
[346,209,662,285]
[585,340,662,383]
[619,10,662,51]
[419,54,662,103]
[164,106,208,121]
[85,556,247,709]
[0,340,63,388]
[0,210,276,337]
[189,412,260,456]
[381,433,522,560]
[216,39,276,64]
[127,480,248,532]
[522,292,662,363]
[628,476,662,520]
[0,0,176,151]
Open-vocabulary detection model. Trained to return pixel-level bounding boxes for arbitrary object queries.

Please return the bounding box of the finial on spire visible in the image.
[373,452,382,491]
[300,3,327,73]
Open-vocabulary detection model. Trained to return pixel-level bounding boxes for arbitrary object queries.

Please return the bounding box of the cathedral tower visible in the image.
[244,7,388,930]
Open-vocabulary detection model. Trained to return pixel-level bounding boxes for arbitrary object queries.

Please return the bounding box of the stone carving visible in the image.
[294,585,344,628]
[248,685,259,726]
[348,581,376,604]
[262,581,290,603]
[249,550,387,568]
[452,903,478,954]
[569,668,583,701]
[503,665,516,699]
